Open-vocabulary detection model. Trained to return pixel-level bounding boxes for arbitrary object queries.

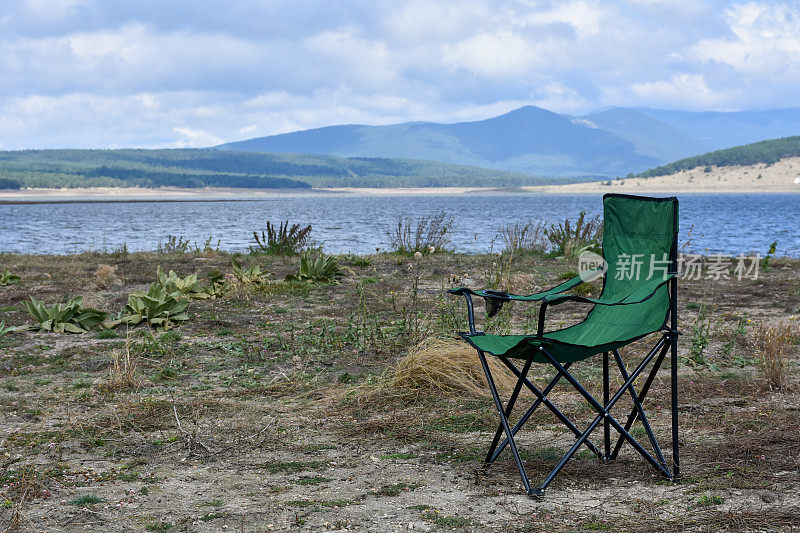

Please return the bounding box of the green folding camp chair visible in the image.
[449,193,680,497]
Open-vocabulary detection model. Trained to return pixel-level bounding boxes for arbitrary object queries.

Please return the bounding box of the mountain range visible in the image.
[218,106,800,178]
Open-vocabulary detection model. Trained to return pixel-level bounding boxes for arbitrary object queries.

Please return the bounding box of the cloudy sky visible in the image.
[1,0,799,149]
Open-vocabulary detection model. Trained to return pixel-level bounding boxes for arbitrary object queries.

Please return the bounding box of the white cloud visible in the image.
[238,124,258,136]
[519,1,607,36]
[631,73,733,107]
[386,0,491,42]
[531,82,591,113]
[22,0,92,22]
[441,31,536,77]
[303,28,398,88]
[172,127,225,148]
[691,2,800,76]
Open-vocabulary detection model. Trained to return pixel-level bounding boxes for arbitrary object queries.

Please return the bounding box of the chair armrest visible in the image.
[541,273,676,307]
[448,269,602,302]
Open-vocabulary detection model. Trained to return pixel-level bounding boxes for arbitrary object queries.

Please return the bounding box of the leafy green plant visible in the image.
[0,320,17,336]
[387,211,454,254]
[21,297,107,334]
[342,255,371,269]
[545,211,603,258]
[251,220,312,255]
[158,235,191,254]
[204,270,231,297]
[761,241,778,270]
[721,316,747,361]
[115,284,189,331]
[286,250,344,283]
[157,235,219,255]
[0,270,20,286]
[686,304,710,366]
[68,494,104,506]
[231,258,270,286]
[156,266,210,299]
[696,492,724,506]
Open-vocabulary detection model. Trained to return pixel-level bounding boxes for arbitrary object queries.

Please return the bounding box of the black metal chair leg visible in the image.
[485,357,533,463]
[670,333,680,480]
[476,350,533,495]
[540,347,672,478]
[492,358,602,461]
[610,339,669,459]
[603,352,610,460]
[612,349,667,468]
[487,362,565,463]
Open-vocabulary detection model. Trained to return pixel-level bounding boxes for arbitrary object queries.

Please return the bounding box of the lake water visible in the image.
[1,193,798,257]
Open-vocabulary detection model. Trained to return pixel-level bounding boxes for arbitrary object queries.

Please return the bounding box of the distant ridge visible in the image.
[218,106,660,177]
[633,136,800,178]
[218,105,800,177]
[0,148,568,189]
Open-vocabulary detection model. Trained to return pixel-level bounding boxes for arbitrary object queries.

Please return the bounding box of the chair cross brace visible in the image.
[478,333,677,497]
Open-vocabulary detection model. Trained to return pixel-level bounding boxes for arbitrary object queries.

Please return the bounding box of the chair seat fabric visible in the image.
[460,317,662,364]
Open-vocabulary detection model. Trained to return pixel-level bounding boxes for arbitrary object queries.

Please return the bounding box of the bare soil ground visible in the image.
[1,249,799,532]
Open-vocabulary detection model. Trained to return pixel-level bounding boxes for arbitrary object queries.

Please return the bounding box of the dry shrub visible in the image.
[1,467,41,533]
[751,321,799,391]
[388,211,454,254]
[501,220,548,254]
[101,339,139,391]
[388,337,517,397]
[94,264,118,288]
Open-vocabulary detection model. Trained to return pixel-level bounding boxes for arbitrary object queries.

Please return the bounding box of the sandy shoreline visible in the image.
[0,186,500,203]
[2,159,800,202]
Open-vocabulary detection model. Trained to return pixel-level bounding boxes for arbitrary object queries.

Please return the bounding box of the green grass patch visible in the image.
[376,482,419,496]
[422,510,473,527]
[262,460,327,474]
[68,494,103,506]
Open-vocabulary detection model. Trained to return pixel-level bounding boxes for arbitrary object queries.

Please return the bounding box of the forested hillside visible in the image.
[0,149,564,189]
[633,136,800,178]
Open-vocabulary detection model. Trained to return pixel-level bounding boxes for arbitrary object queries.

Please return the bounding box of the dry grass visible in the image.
[93,263,119,288]
[100,337,139,391]
[387,337,517,397]
[1,467,38,533]
[387,211,454,254]
[751,320,799,390]
[501,220,548,254]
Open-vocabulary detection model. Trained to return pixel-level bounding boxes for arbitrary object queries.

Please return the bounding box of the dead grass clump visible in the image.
[501,220,548,254]
[751,321,799,391]
[94,263,119,288]
[102,341,139,391]
[388,337,516,397]
[387,212,454,254]
[1,467,43,533]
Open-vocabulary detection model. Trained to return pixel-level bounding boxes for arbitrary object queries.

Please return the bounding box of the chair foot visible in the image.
[528,487,546,498]
[601,455,615,464]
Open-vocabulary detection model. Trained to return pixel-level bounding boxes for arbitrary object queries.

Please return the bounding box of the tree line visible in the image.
[633,136,800,178]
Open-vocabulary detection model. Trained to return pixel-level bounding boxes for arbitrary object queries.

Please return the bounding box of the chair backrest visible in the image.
[602,193,678,294]
[596,194,678,326]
